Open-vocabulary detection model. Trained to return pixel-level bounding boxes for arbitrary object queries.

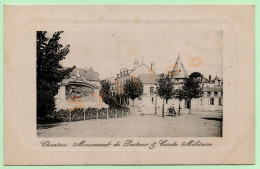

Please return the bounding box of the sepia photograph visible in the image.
[37,30,223,137]
[4,5,254,165]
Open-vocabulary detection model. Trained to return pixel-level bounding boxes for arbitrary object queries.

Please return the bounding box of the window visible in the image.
[221,92,223,96]
[219,98,222,105]
[214,92,218,96]
[150,87,154,94]
[207,91,211,96]
[210,98,214,105]
[152,97,154,104]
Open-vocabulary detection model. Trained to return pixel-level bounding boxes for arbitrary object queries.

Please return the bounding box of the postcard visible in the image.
[4,5,254,165]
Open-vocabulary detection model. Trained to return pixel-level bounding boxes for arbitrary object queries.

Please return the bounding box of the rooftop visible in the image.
[70,67,100,81]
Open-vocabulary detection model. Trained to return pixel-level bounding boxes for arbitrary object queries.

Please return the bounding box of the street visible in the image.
[37,109,223,137]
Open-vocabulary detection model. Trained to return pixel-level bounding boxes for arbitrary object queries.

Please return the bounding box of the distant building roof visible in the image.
[203,86,223,92]
[104,76,116,84]
[202,76,209,83]
[214,75,221,81]
[70,67,100,81]
[138,74,159,84]
[171,55,188,79]
[202,75,222,84]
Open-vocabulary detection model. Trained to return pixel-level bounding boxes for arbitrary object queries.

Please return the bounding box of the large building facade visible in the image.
[110,56,223,112]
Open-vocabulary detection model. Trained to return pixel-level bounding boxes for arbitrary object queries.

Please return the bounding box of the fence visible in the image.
[53,107,131,123]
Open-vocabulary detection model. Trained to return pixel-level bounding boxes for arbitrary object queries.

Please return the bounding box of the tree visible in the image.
[100,80,111,104]
[156,73,174,117]
[99,80,120,108]
[37,31,75,122]
[182,72,203,114]
[123,78,143,106]
[174,89,187,115]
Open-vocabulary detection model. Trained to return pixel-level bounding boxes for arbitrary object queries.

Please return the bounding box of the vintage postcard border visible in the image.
[0,0,258,168]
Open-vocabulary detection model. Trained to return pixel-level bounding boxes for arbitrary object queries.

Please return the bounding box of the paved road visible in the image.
[37,109,223,137]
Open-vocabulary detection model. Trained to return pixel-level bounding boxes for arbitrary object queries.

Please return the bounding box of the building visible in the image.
[111,56,223,112]
[112,59,157,106]
[164,55,223,111]
[191,75,223,110]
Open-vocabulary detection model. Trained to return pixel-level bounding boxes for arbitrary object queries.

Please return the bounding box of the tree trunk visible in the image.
[178,101,181,115]
[189,99,192,114]
[155,95,157,114]
[162,99,165,118]
[131,98,135,113]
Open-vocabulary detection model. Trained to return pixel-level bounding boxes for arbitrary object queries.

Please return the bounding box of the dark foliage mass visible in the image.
[182,72,203,114]
[123,78,144,105]
[37,31,75,123]
[100,80,122,108]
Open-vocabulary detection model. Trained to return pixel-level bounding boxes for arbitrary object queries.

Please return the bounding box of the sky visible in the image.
[46,30,223,80]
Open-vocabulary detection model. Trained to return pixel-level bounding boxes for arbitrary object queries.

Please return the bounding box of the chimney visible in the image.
[134,59,139,69]
[209,75,211,82]
[151,62,155,72]
[123,68,127,75]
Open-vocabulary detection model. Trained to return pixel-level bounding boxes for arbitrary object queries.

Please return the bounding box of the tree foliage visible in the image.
[156,73,175,117]
[37,31,75,122]
[123,78,143,104]
[100,80,123,108]
[182,72,203,114]
[100,80,112,105]
[100,80,111,102]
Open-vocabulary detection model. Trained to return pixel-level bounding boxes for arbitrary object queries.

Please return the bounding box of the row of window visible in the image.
[112,87,223,98]
[206,91,223,96]
[150,87,222,96]
[110,87,155,95]
[210,98,222,105]
[149,87,223,96]
[110,93,221,106]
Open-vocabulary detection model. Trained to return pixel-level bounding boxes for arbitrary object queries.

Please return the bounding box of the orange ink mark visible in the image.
[189,57,202,67]
[148,69,156,82]
[90,93,104,105]
[131,74,140,88]
[166,65,180,76]
[115,80,124,94]
[101,89,106,101]
[66,95,85,111]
